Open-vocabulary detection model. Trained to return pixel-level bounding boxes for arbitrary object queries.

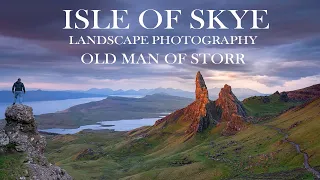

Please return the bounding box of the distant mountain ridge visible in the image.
[85,87,265,101]
[0,90,106,103]
[0,87,264,103]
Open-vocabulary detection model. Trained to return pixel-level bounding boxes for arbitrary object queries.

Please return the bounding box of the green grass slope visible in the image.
[243,84,320,118]
[267,97,320,167]
[43,94,320,180]
[0,153,27,180]
[243,93,301,118]
[45,119,315,180]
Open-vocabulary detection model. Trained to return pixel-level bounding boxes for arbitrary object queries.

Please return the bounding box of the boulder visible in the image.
[5,105,35,124]
[27,163,71,180]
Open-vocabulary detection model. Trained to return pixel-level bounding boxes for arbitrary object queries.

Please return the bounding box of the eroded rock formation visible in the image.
[216,84,247,135]
[0,104,72,180]
[155,71,247,137]
[195,71,209,104]
[155,72,219,135]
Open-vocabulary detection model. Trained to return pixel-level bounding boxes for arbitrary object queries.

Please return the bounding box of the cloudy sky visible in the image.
[0,0,319,93]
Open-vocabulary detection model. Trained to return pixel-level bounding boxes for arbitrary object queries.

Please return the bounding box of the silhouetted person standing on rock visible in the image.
[12,78,26,105]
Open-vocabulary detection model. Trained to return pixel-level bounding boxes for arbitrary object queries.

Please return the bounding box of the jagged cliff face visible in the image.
[154,72,247,138]
[216,84,247,118]
[0,105,72,180]
[216,84,247,135]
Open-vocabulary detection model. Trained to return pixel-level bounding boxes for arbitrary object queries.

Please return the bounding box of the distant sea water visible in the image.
[0,96,142,119]
[40,117,163,134]
[0,95,170,134]
[40,110,171,134]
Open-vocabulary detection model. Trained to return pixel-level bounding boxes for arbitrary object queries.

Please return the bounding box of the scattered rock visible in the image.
[170,157,193,166]
[27,163,71,180]
[73,148,97,160]
[262,96,270,103]
[280,92,289,102]
[289,121,303,130]
[234,146,243,153]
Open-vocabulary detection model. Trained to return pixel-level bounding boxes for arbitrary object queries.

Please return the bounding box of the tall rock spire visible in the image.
[195,71,209,103]
[155,71,218,136]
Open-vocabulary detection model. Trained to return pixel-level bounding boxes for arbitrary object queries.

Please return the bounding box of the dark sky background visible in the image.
[0,0,319,93]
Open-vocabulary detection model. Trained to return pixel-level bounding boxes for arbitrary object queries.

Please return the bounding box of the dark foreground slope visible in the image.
[37,94,193,129]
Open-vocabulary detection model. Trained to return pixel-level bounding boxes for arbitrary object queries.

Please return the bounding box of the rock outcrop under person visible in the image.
[0,104,72,180]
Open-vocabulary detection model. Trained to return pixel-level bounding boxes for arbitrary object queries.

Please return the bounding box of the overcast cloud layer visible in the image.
[0,0,319,93]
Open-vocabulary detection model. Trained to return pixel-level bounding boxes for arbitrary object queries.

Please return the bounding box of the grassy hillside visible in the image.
[0,153,27,179]
[267,98,320,167]
[42,93,319,179]
[45,120,316,179]
[243,93,301,118]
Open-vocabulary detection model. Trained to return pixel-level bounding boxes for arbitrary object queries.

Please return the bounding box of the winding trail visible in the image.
[267,125,320,179]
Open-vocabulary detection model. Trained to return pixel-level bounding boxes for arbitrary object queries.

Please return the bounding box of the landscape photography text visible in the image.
[63,9,270,65]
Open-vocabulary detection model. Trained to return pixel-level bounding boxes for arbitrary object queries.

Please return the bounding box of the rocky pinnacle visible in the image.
[155,72,247,138]
[195,71,209,103]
